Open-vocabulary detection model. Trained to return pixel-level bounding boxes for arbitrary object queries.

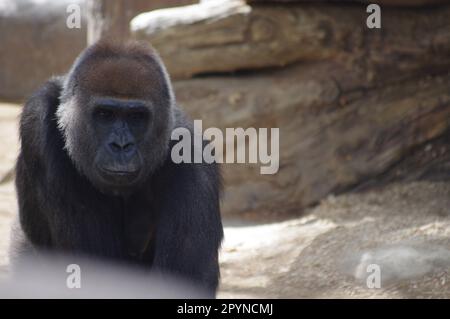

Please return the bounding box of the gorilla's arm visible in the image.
[15,78,64,251]
[150,109,223,293]
[152,159,223,293]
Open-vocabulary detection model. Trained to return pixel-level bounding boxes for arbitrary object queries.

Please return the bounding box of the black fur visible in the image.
[11,42,223,296]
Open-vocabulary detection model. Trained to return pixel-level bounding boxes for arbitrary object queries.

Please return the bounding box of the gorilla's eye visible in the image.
[94,108,115,121]
[128,110,149,122]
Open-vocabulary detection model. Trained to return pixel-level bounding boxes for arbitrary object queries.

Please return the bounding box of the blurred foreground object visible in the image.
[2,253,208,298]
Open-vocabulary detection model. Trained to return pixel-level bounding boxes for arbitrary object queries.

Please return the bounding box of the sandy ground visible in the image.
[0,103,19,277]
[219,182,450,298]
[0,103,449,298]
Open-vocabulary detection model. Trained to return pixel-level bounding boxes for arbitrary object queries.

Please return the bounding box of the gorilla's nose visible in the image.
[108,141,135,154]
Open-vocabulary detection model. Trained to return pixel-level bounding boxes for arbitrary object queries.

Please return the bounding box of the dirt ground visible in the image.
[0,103,449,298]
[219,181,450,298]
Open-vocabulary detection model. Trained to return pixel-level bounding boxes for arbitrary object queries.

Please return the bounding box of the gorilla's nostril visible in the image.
[109,142,121,152]
[123,143,134,152]
[109,141,134,153]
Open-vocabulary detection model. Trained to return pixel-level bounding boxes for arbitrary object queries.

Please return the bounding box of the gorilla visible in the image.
[10,41,223,296]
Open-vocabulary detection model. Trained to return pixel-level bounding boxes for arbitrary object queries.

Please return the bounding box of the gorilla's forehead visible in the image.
[78,57,165,100]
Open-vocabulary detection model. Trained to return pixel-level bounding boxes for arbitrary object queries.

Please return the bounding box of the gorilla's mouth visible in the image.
[97,165,140,185]
[101,167,138,176]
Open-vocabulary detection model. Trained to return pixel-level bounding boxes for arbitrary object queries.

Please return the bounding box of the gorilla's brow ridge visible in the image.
[92,97,150,109]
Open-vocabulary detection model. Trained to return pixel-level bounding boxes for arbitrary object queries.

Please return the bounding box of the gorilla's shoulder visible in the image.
[165,105,222,190]
[19,76,65,161]
[21,77,64,129]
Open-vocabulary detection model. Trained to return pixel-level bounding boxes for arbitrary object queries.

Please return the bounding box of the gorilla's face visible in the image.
[57,45,174,195]
[89,97,150,188]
